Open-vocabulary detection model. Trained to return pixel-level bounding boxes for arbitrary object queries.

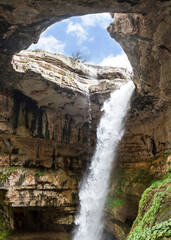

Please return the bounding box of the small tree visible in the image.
[71,51,88,63]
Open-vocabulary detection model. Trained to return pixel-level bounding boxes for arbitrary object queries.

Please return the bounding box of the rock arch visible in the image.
[0,0,170,100]
[0,1,170,239]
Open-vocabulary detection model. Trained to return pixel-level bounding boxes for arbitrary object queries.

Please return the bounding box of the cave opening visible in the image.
[7,12,136,240]
[13,207,73,232]
[27,13,132,71]
[0,1,170,240]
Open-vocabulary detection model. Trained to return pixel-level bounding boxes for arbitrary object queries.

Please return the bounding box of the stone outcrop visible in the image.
[0,50,128,168]
[104,153,171,239]
[0,0,170,99]
[108,12,171,105]
[0,167,78,232]
[103,11,171,239]
[126,172,171,240]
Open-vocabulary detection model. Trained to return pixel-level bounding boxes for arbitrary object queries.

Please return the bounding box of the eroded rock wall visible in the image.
[0,50,130,235]
[0,0,170,70]
[104,12,171,239]
[108,12,171,104]
[0,1,170,239]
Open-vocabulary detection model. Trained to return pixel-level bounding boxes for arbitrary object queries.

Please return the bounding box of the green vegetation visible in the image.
[127,219,171,240]
[115,185,123,195]
[0,166,46,181]
[35,170,45,177]
[132,168,154,184]
[126,173,171,240]
[138,173,171,210]
[0,166,19,182]
[166,185,171,193]
[0,227,10,240]
[163,152,171,161]
[0,206,11,239]
[107,197,124,210]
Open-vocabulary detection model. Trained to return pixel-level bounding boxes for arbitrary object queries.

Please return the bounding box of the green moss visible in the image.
[127,174,171,240]
[107,197,124,210]
[127,219,171,240]
[0,209,11,239]
[141,192,166,228]
[115,185,123,195]
[0,167,24,182]
[0,166,47,182]
[36,170,45,177]
[163,152,171,161]
[159,205,171,221]
[0,169,10,182]
[0,229,11,239]
[132,167,154,185]
[138,173,171,209]
[121,178,127,183]
[166,185,171,193]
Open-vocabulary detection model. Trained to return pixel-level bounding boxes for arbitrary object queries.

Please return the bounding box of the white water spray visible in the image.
[86,88,92,151]
[73,81,135,240]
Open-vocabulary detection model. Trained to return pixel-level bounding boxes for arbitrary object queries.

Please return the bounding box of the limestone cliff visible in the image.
[0,1,170,239]
[126,173,171,240]
[0,50,130,236]
[107,12,171,105]
[104,11,171,239]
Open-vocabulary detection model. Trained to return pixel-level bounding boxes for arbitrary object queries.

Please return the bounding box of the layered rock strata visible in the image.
[108,12,171,105]
[126,173,171,240]
[0,1,170,239]
[0,50,130,235]
[104,11,171,239]
[0,0,170,98]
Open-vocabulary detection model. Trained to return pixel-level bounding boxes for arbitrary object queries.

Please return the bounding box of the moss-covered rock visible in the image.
[107,197,124,211]
[0,217,10,239]
[105,152,171,240]
[126,173,171,240]
[0,201,12,239]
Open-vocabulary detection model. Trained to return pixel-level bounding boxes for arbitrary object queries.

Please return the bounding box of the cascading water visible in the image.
[73,80,135,240]
[86,87,92,151]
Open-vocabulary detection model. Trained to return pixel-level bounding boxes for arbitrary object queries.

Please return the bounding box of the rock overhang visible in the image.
[11,49,131,112]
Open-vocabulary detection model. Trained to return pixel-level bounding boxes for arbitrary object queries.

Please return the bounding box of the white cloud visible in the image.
[100,51,132,71]
[89,36,94,42]
[80,13,112,29]
[66,22,88,43]
[29,35,65,54]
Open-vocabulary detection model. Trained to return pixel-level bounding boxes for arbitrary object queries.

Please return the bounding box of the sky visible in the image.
[29,13,132,71]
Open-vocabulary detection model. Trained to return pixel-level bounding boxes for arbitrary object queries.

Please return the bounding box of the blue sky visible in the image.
[29,13,132,71]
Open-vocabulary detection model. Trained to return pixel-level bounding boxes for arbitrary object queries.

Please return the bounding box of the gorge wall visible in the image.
[0,49,131,237]
[0,1,170,239]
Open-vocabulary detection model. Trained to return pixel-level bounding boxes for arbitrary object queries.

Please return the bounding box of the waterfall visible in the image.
[73,80,135,240]
[86,87,92,152]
